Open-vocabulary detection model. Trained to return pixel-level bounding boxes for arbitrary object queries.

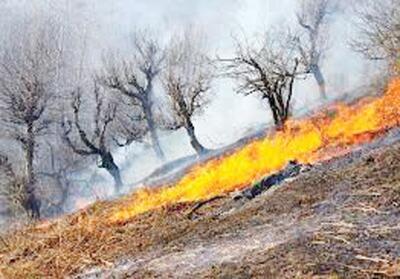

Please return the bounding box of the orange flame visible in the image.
[111,79,400,222]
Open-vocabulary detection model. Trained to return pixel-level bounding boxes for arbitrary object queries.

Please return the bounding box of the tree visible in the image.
[100,31,166,160]
[223,30,302,128]
[62,83,125,192]
[352,0,400,74]
[162,31,213,155]
[296,0,337,99]
[0,18,64,219]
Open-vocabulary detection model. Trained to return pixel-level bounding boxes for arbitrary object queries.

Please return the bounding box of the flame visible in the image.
[111,79,400,222]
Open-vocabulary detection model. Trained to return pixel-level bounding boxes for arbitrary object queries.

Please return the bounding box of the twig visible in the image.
[0,235,9,249]
[186,195,225,218]
[335,262,395,277]
[321,221,356,228]
[355,255,389,264]
[346,202,383,214]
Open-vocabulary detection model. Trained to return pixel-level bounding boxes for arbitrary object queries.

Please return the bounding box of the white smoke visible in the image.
[0,0,383,219]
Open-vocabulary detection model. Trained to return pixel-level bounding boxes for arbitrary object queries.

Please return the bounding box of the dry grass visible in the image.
[0,142,400,278]
[0,199,196,278]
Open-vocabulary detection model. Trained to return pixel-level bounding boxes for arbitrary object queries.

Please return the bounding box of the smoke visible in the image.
[63,0,378,146]
[0,0,383,222]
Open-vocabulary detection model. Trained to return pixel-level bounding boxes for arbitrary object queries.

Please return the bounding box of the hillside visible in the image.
[1,1,400,278]
[1,130,400,278]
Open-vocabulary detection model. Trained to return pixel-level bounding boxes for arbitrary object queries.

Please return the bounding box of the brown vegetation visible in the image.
[1,138,399,278]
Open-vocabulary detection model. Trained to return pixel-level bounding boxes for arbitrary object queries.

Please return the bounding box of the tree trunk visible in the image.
[24,123,41,219]
[185,118,208,155]
[100,151,123,192]
[273,113,286,129]
[268,97,287,129]
[143,103,165,161]
[310,64,327,100]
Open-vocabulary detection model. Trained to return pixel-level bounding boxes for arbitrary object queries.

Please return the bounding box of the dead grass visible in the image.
[0,199,195,278]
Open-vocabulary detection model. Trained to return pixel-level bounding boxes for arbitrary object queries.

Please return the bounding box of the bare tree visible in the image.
[62,83,125,191]
[162,31,213,155]
[352,0,400,73]
[100,31,166,160]
[0,18,65,219]
[296,0,337,99]
[223,30,302,128]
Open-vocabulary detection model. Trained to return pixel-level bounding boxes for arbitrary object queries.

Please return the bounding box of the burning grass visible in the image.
[1,79,400,278]
[110,78,400,222]
[1,135,400,278]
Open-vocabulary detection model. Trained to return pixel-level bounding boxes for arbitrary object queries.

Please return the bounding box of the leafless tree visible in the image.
[223,30,303,128]
[352,0,400,74]
[62,83,124,191]
[100,31,166,160]
[296,0,337,99]
[0,18,65,219]
[162,31,213,155]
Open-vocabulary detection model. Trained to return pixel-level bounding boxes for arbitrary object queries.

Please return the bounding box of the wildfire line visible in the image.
[110,79,400,222]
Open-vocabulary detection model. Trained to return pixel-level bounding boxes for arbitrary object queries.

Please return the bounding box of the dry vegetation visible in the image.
[0,136,399,278]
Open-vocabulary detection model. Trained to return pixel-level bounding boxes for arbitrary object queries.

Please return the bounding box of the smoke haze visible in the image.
[0,0,382,217]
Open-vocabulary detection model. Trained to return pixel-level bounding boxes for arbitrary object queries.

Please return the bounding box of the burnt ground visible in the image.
[76,137,400,279]
[1,133,400,279]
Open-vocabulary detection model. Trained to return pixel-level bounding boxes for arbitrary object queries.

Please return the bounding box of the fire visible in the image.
[111,79,400,222]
